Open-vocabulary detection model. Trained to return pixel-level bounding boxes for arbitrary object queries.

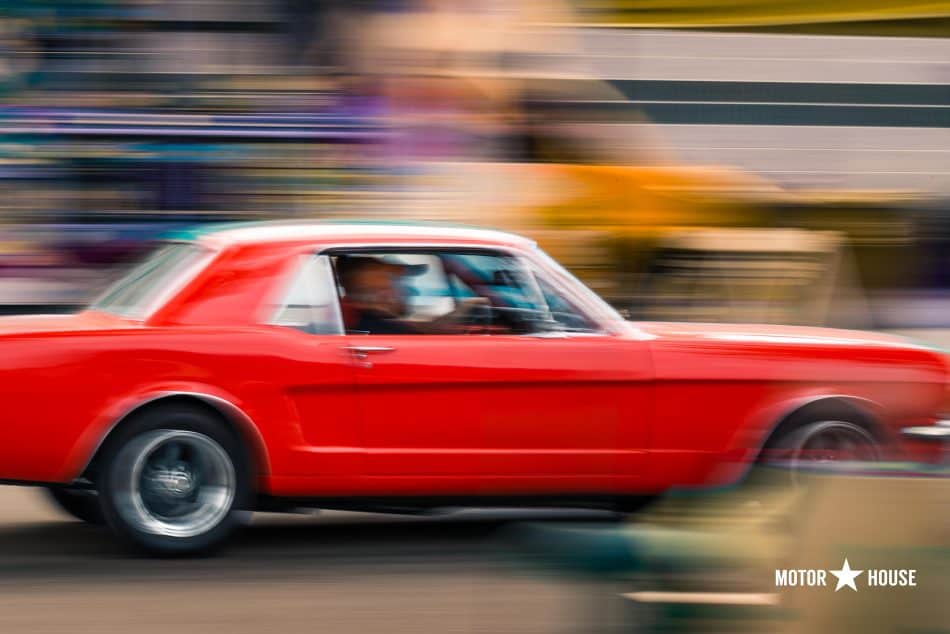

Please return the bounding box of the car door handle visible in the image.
[343,345,396,359]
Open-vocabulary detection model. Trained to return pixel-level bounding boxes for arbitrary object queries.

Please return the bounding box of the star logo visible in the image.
[830,558,863,592]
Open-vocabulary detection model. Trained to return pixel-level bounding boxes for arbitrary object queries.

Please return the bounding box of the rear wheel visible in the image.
[44,488,104,525]
[97,405,251,555]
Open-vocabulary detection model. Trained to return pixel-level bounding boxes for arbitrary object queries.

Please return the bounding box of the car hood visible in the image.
[0,311,137,336]
[631,321,927,350]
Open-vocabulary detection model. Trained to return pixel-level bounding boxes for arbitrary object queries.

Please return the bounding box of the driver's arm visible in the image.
[425,297,494,333]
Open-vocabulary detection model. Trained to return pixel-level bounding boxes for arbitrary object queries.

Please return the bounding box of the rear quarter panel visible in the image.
[0,326,352,487]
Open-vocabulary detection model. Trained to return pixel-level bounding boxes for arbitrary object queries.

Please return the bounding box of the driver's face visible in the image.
[349,264,407,317]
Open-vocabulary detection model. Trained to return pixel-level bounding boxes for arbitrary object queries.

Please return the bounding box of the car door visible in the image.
[264,252,362,486]
[331,246,652,495]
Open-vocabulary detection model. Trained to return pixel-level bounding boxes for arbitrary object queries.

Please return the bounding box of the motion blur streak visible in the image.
[0,487,594,633]
[1,1,948,344]
[0,1,948,632]
[512,468,949,633]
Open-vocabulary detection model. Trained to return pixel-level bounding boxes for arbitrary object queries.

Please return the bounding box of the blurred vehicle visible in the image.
[636,228,861,326]
[0,221,945,555]
[475,163,946,333]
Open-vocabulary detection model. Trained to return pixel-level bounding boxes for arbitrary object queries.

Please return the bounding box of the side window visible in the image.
[442,253,551,330]
[333,249,557,335]
[386,254,455,320]
[270,254,343,334]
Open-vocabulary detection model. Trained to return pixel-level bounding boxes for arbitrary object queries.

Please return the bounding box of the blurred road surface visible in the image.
[0,486,613,634]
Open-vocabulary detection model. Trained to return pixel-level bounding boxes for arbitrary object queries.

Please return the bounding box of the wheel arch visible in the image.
[712,393,891,487]
[73,391,270,486]
[759,395,889,455]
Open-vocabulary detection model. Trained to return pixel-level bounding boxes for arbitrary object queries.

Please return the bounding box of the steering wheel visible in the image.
[462,301,494,334]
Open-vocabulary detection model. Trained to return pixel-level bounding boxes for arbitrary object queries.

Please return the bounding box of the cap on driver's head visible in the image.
[336,255,428,282]
[378,255,428,276]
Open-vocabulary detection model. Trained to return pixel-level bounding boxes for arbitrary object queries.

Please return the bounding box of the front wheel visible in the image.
[762,419,880,480]
[98,406,251,556]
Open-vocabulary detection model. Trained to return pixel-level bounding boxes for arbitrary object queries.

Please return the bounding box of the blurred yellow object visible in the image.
[581,0,950,28]
[489,162,783,302]
[527,163,781,234]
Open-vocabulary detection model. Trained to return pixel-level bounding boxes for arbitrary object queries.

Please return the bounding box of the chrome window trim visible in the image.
[326,255,347,334]
[529,246,626,332]
[315,241,616,337]
[521,257,611,337]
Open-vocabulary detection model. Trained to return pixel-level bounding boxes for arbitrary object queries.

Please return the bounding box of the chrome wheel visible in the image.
[116,430,236,539]
[767,420,880,482]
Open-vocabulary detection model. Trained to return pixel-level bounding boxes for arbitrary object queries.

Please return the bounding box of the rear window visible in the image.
[91,242,210,319]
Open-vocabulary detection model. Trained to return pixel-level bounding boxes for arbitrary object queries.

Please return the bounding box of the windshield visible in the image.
[91,242,211,319]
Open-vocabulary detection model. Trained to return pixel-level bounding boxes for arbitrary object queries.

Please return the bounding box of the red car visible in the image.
[0,222,945,554]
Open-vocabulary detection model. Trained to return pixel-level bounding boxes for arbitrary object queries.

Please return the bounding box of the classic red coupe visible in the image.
[0,222,945,554]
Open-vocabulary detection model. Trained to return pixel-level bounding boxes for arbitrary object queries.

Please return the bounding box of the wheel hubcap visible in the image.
[147,465,197,498]
[785,421,879,480]
[117,430,236,539]
[795,423,878,464]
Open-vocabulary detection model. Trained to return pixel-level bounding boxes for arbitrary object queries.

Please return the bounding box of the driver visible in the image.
[336,256,484,334]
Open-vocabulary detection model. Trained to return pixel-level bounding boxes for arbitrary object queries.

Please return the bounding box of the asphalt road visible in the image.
[0,486,618,634]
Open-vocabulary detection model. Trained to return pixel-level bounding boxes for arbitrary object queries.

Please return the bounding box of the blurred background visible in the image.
[0,0,948,347]
[0,3,947,633]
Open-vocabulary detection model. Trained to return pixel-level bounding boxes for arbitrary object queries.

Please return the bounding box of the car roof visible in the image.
[174,220,536,250]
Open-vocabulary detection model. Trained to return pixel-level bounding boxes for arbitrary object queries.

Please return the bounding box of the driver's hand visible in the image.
[430,297,491,331]
[447,297,490,322]
[453,297,490,314]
